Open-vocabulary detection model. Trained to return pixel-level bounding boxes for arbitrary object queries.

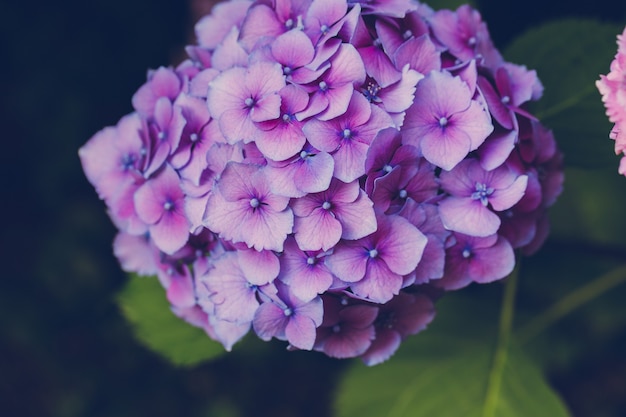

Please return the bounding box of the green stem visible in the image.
[534,84,598,120]
[517,264,626,344]
[482,264,519,417]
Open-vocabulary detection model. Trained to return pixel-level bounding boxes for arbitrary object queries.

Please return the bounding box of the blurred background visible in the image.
[1,0,626,416]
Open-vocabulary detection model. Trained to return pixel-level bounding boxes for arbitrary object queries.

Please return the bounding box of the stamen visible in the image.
[320,24,329,34]
[501,95,510,104]
[383,164,393,173]
[403,29,413,40]
[322,201,332,210]
[249,197,260,208]
[285,18,294,29]
[471,182,495,206]
[284,307,293,317]
[282,113,292,123]
[283,66,292,75]
[300,150,310,159]
[398,189,408,199]
[362,81,382,103]
[163,201,173,211]
[190,133,198,142]
[306,256,316,265]
[332,324,341,333]
[467,36,477,46]
[462,248,472,259]
[342,128,352,139]
[318,81,328,91]
[244,97,255,107]
[369,248,379,258]
[157,131,166,140]
[439,116,448,127]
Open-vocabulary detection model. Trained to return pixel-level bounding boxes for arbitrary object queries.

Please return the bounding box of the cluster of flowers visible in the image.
[80,0,563,365]
[597,26,626,176]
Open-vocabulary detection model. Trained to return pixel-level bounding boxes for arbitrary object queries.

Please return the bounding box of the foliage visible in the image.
[335,293,570,417]
[117,274,225,366]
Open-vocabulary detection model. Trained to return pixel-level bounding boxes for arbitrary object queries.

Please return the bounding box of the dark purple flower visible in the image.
[360,292,435,365]
[314,296,378,358]
[435,232,515,290]
[438,158,528,237]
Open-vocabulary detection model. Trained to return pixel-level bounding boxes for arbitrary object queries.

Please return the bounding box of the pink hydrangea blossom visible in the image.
[597,26,626,177]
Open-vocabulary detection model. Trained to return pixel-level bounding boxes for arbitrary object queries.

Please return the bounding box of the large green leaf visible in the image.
[334,294,570,417]
[424,0,475,10]
[117,274,225,366]
[504,19,622,169]
[549,167,626,249]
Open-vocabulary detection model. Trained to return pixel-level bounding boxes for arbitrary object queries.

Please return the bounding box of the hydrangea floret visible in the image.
[80,0,563,365]
[597,26,626,176]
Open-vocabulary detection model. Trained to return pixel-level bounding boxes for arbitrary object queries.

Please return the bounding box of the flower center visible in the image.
[322,201,332,210]
[282,113,292,123]
[157,131,166,140]
[362,81,382,103]
[462,248,472,258]
[398,189,408,199]
[121,153,137,171]
[244,97,255,108]
[249,197,260,208]
[190,133,198,142]
[439,116,449,127]
[471,182,494,206]
[467,36,477,46]
[163,200,174,211]
[342,128,352,139]
[283,307,293,317]
[501,95,510,104]
[332,324,341,333]
[306,256,316,265]
[283,66,292,75]
[403,29,413,40]
[368,248,379,258]
[383,164,393,173]
[320,24,329,35]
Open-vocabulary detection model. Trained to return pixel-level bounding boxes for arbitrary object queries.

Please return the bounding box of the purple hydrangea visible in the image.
[80,0,563,364]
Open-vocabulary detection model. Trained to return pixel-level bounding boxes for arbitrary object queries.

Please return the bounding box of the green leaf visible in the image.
[504,19,622,169]
[117,274,225,366]
[424,0,475,10]
[549,167,626,249]
[334,294,570,417]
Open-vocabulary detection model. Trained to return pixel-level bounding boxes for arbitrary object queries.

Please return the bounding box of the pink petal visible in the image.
[285,315,318,350]
[438,197,500,237]
[326,241,369,283]
[238,249,280,285]
[150,209,190,255]
[350,259,402,303]
[294,208,342,251]
[378,215,427,275]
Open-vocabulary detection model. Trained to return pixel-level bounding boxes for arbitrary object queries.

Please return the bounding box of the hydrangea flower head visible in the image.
[80,0,562,364]
[597,26,626,176]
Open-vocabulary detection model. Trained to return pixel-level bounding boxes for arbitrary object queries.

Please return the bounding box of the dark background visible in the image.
[1,0,626,416]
